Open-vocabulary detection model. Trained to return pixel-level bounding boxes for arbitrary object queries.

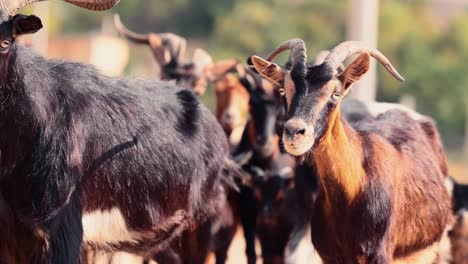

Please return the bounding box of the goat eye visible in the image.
[331,92,340,100]
[0,40,10,49]
[278,87,286,96]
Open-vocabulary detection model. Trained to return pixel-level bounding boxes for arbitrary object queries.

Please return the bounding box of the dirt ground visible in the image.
[205,227,261,264]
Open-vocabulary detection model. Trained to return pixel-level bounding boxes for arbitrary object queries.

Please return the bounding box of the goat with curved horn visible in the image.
[250,38,450,263]
[114,14,215,96]
[0,0,119,15]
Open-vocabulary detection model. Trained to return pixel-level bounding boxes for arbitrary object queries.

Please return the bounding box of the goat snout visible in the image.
[222,110,240,127]
[283,119,314,156]
[284,119,308,140]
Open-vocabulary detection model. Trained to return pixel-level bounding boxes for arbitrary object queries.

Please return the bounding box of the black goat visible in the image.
[0,3,230,264]
[244,153,318,264]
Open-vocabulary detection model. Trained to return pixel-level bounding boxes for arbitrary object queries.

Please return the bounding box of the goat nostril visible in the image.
[297,128,306,135]
[285,125,307,138]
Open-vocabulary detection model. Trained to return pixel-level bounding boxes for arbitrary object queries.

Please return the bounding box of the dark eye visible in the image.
[0,40,10,49]
[331,92,340,100]
[278,87,286,96]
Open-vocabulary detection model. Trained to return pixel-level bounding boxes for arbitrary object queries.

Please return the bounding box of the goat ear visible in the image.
[12,15,43,37]
[338,52,371,90]
[250,55,286,86]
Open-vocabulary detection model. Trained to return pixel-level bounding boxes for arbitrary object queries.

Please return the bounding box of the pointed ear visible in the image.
[12,15,43,37]
[338,52,371,90]
[250,55,286,86]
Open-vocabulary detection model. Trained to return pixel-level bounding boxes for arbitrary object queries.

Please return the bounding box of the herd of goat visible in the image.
[0,0,467,264]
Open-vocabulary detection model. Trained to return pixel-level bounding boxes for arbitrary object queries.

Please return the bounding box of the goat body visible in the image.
[311,110,451,263]
[0,45,228,263]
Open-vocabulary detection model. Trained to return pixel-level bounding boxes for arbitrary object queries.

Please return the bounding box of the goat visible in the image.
[250,39,451,263]
[244,152,319,264]
[114,14,212,95]
[0,1,232,263]
[205,60,250,148]
[231,69,317,264]
[93,62,253,264]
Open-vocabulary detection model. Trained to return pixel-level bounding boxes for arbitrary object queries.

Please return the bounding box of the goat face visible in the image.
[0,14,42,83]
[206,60,249,135]
[247,164,294,226]
[214,74,249,133]
[249,39,404,157]
[246,79,285,158]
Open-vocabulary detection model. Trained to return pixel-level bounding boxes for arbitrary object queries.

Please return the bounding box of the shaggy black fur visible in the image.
[0,14,228,264]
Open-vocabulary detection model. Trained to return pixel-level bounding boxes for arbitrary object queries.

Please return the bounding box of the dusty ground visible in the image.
[205,227,262,264]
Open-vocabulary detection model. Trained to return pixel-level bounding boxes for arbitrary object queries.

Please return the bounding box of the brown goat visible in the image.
[250,39,451,263]
[205,60,250,148]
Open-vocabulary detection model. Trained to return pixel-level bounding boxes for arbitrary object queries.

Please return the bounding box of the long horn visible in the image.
[323,41,405,81]
[114,14,150,45]
[265,38,307,67]
[0,0,119,16]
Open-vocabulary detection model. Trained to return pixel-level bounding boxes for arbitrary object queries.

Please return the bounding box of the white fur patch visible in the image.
[285,226,323,264]
[82,207,140,245]
[444,178,454,197]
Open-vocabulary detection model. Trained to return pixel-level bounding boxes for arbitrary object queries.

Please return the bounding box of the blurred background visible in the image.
[20,0,468,182]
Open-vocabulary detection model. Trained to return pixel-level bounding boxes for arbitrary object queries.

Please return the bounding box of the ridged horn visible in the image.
[323,41,405,81]
[264,38,307,68]
[114,14,149,45]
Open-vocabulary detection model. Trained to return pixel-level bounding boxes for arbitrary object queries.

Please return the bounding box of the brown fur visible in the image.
[214,74,249,137]
[312,108,451,263]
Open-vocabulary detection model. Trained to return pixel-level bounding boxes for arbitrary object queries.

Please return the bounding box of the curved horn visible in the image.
[1,0,119,16]
[114,14,150,45]
[323,41,405,81]
[265,38,307,67]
